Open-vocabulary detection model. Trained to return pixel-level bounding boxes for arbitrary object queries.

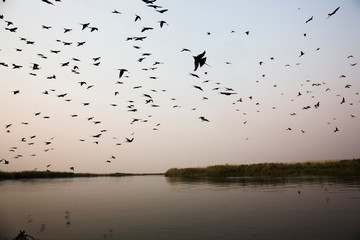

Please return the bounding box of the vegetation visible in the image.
[0,171,163,180]
[165,159,360,178]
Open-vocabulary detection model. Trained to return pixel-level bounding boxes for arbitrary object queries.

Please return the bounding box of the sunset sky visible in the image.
[1,0,359,173]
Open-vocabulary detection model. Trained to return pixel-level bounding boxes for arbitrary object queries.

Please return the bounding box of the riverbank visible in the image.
[165,159,360,178]
[0,171,163,180]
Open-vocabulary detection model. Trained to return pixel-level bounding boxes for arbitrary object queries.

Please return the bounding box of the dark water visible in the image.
[0,176,360,240]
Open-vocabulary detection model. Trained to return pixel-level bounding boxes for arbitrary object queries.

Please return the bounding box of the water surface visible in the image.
[1,176,359,240]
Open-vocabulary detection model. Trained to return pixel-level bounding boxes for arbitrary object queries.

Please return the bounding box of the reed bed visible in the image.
[165,159,360,178]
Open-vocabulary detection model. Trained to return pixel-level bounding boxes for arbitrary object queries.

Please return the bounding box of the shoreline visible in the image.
[165,159,360,178]
[1,159,359,180]
[0,171,164,180]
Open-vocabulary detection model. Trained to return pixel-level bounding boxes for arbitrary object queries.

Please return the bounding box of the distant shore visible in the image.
[165,159,360,178]
[2,159,359,180]
[0,171,163,180]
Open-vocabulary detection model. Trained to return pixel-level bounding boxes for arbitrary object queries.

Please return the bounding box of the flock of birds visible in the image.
[0,1,359,172]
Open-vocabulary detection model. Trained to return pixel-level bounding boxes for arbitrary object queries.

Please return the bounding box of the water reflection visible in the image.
[0,176,359,240]
[165,175,360,187]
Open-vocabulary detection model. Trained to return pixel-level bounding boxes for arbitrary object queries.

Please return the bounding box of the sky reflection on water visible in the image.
[0,176,360,240]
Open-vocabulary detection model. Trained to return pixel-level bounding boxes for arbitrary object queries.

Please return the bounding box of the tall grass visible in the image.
[0,171,163,180]
[165,159,360,178]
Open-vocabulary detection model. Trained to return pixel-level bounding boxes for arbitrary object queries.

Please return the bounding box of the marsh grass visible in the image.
[0,171,163,180]
[165,159,360,178]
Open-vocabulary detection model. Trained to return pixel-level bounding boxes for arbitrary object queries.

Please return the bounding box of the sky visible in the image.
[0,0,359,173]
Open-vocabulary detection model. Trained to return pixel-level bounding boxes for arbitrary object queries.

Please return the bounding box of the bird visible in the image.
[305,16,313,23]
[189,73,200,78]
[327,6,340,19]
[77,41,86,46]
[80,22,90,30]
[42,25,52,29]
[12,64,22,69]
[57,93,67,97]
[41,0,54,5]
[193,51,207,71]
[118,68,129,78]
[157,9,168,14]
[199,116,209,122]
[193,85,203,91]
[125,137,134,143]
[158,21,168,28]
[5,27,17,32]
[112,10,121,14]
[135,15,141,22]
[299,51,305,57]
[220,92,236,96]
[141,27,153,32]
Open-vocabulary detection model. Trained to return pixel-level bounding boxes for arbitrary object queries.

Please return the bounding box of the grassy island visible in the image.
[165,159,360,178]
[0,171,163,180]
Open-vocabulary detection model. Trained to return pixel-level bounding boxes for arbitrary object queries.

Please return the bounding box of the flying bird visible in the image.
[327,6,340,19]
[199,116,209,122]
[135,15,141,22]
[305,16,313,23]
[141,27,154,32]
[158,21,168,28]
[125,137,134,143]
[181,48,191,52]
[41,0,54,5]
[340,97,345,104]
[118,68,129,78]
[193,51,207,71]
[193,85,203,91]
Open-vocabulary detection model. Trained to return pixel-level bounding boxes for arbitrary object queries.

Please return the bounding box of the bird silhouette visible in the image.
[135,15,141,22]
[193,85,203,91]
[141,27,153,32]
[327,6,340,19]
[199,116,209,122]
[193,51,206,71]
[189,73,200,78]
[118,68,129,78]
[305,16,313,23]
[126,137,134,143]
[157,9,168,14]
[5,27,17,32]
[181,48,191,52]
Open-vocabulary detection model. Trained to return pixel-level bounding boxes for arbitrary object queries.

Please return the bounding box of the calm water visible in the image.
[0,176,360,240]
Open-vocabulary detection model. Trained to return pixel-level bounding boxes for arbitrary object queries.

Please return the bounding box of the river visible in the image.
[0,176,359,240]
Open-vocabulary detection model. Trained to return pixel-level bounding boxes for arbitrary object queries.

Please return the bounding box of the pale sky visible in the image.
[1,0,359,173]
